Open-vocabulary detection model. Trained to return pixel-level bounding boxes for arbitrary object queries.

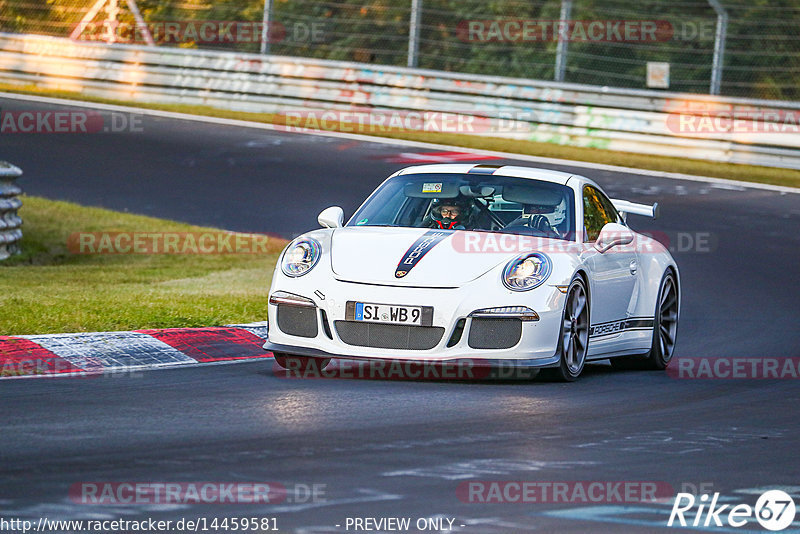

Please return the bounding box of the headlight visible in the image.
[502,253,552,291]
[281,238,321,277]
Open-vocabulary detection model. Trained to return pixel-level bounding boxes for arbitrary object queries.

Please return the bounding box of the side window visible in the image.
[583,186,620,241]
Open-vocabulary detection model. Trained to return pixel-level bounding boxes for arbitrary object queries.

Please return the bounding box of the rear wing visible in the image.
[611,199,659,220]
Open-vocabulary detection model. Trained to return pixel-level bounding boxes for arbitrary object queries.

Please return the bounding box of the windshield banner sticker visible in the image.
[395,230,451,278]
[422,182,443,193]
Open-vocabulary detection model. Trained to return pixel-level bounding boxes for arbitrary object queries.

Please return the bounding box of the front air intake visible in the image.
[468,318,522,349]
[276,304,318,338]
[334,321,444,350]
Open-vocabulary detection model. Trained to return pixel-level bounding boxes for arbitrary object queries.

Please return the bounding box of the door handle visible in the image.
[629,260,638,275]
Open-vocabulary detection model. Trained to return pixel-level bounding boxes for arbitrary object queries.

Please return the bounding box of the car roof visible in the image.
[395,164,577,185]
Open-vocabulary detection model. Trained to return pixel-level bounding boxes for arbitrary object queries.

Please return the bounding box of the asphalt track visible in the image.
[1,96,800,533]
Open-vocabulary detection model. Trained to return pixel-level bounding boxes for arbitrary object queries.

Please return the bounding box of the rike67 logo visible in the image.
[668,490,796,531]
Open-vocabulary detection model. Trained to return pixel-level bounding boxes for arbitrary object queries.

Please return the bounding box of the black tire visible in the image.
[610,270,679,371]
[541,276,590,382]
[273,353,330,373]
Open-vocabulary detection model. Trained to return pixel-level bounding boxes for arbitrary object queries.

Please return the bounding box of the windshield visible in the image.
[347,173,576,240]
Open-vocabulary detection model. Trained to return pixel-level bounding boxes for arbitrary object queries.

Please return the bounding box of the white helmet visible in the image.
[543,197,567,228]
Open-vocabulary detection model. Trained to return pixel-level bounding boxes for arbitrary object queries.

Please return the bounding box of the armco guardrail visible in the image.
[0,161,23,261]
[1,33,800,169]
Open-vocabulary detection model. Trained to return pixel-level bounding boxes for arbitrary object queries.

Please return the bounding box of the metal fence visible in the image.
[0,0,798,100]
[2,32,799,170]
[0,161,23,261]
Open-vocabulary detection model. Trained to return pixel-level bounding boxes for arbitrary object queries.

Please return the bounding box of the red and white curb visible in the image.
[0,322,272,378]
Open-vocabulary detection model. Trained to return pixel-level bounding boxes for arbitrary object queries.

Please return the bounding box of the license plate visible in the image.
[355,302,423,326]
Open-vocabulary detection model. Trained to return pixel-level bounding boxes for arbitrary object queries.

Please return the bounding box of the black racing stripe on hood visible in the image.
[395,229,452,278]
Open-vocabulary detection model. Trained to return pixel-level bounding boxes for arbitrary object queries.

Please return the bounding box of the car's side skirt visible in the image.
[585,317,654,360]
[589,317,654,340]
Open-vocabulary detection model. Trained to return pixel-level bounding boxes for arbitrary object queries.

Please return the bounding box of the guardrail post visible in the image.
[554,0,573,82]
[707,0,728,95]
[407,0,422,68]
[0,162,23,261]
[260,0,274,55]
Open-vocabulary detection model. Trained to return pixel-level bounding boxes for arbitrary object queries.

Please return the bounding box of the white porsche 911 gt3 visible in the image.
[264,164,680,381]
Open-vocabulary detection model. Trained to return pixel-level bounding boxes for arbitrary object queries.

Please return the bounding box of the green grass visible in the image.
[2,82,800,188]
[0,196,286,335]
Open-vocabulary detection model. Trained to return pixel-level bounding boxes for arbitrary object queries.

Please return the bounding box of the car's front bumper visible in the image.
[264,275,566,368]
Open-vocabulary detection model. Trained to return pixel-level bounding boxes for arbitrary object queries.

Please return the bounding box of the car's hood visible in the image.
[330,227,514,287]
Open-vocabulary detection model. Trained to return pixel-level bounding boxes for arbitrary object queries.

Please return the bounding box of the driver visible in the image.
[427,198,471,230]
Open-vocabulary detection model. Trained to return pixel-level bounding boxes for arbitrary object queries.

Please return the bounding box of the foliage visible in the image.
[1,0,798,99]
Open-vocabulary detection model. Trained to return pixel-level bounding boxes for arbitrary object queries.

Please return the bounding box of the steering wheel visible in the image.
[527,214,559,237]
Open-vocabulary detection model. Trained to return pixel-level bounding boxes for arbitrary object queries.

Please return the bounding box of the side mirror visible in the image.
[318,206,344,228]
[595,223,634,253]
